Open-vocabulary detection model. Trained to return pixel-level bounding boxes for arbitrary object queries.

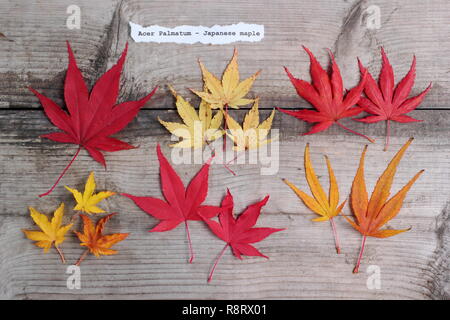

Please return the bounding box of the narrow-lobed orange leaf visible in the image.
[345,138,424,273]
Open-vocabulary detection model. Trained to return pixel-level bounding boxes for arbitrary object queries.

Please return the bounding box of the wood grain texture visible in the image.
[0,109,448,299]
[0,0,448,109]
[0,0,449,300]
[0,0,119,108]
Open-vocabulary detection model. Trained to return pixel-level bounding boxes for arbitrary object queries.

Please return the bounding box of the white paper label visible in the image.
[129,22,264,44]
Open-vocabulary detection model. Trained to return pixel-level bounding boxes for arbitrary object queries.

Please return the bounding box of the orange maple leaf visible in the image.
[74,213,128,265]
[346,138,424,273]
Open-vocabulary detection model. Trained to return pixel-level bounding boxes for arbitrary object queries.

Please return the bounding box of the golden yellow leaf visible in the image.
[159,85,224,149]
[283,143,345,253]
[346,138,424,273]
[191,48,260,109]
[65,172,115,214]
[224,99,275,151]
[22,203,73,263]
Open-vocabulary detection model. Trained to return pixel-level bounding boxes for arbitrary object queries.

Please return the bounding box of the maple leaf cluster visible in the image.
[123,144,284,282]
[279,47,431,150]
[25,41,431,279]
[284,138,423,272]
[159,49,276,156]
[23,172,128,265]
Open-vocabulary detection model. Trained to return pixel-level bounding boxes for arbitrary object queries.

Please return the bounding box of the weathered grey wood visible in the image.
[0,0,449,301]
[0,0,119,108]
[0,109,448,299]
[0,0,449,109]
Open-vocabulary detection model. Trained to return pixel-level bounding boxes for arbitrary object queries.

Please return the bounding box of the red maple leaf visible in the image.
[355,48,432,150]
[31,42,157,197]
[200,190,284,282]
[122,144,220,263]
[277,46,373,142]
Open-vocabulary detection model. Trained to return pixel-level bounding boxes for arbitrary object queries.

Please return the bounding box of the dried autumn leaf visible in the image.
[200,189,284,282]
[277,46,373,142]
[224,98,276,151]
[122,144,221,263]
[191,49,260,152]
[191,48,260,110]
[22,203,73,263]
[65,171,115,214]
[345,138,424,273]
[31,41,157,197]
[158,85,224,149]
[283,143,346,253]
[355,48,432,150]
[74,213,128,265]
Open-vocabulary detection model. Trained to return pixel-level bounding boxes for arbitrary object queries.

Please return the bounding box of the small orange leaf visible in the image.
[74,213,128,265]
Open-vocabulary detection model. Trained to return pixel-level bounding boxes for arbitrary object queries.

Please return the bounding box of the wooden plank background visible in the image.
[0,0,449,299]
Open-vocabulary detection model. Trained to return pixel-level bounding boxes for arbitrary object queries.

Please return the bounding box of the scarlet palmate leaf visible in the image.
[22,203,73,263]
[74,213,128,265]
[200,190,284,282]
[122,144,220,263]
[31,41,157,197]
[355,48,432,150]
[345,138,424,273]
[283,143,345,253]
[277,46,372,142]
[65,172,115,214]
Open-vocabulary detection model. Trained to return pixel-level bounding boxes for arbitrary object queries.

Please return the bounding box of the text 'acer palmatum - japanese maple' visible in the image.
[278,46,373,142]
[31,42,157,197]
[122,144,220,263]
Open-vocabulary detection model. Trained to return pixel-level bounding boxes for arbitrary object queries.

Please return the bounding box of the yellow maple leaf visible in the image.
[191,48,260,109]
[158,85,224,148]
[224,98,275,151]
[65,172,115,214]
[74,213,128,265]
[22,203,73,263]
[283,143,346,253]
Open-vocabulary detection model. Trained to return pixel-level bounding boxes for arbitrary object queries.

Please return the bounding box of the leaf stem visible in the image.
[204,139,236,176]
[222,104,229,153]
[329,217,341,254]
[384,120,390,151]
[226,152,241,166]
[39,147,81,197]
[335,121,374,143]
[70,213,80,225]
[353,234,367,273]
[55,245,66,264]
[208,243,229,283]
[75,249,89,266]
[185,221,195,264]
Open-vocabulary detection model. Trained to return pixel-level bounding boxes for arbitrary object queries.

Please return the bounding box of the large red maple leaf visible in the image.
[277,46,372,142]
[354,48,432,150]
[122,144,220,263]
[200,190,284,282]
[31,42,157,197]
